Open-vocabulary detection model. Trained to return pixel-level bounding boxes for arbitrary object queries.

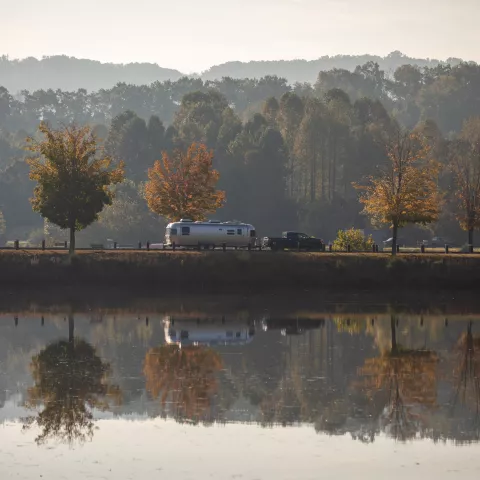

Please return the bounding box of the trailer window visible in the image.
[227,229,235,235]
[181,226,190,235]
[237,229,242,235]
[250,230,256,237]
[168,228,178,236]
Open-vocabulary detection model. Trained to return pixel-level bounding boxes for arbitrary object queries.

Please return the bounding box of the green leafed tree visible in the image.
[26,123,125,253]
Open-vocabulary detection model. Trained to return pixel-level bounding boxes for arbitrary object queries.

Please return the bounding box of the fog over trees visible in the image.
[0,51,463,93]
[1,53,480,247]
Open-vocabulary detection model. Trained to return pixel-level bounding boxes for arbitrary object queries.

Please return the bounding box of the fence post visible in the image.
[222,243,226,252]
[469,244,474,254]
[138,241,142,250]
[172,242,176,251]
[41,239,45,251]
[347,244,351,253]
[64,240,67,249]
[328,244,332,252]
[445,244,449,254]
[421,244,425,253]
[147,241,150,251]
[114,242,117,249]
[14,239,19,250]
[396,244,400,254]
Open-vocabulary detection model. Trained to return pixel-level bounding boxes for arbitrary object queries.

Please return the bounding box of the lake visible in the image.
[1,292,480,479]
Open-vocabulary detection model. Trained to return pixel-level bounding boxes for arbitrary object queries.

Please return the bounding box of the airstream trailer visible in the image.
[163,316,255,346]
[165,219,256,249]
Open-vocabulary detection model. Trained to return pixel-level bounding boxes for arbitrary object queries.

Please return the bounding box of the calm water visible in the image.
[1,296,480,479]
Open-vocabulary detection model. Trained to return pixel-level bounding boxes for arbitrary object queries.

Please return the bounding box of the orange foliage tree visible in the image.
[355,130,441,255]
[145,143,225,221]
[143,344,223,424]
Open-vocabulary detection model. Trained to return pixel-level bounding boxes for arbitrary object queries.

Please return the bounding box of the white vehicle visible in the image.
[165,219,256,249]
[163,317,255,346]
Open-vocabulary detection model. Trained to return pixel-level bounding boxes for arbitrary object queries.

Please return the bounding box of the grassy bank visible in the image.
[2,249,480,292]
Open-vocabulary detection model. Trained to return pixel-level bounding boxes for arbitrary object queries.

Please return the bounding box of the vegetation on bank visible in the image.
[1,250,480,291]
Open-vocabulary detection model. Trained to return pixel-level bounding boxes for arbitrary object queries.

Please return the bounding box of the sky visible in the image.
[1,0,479,73]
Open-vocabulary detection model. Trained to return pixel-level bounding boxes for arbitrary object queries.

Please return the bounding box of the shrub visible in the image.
[333,228,374,252]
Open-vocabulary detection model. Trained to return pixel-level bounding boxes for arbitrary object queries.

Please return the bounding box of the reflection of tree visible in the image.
[451,322,480,425]
[357,317,438,441]
[144,345,223,424]
[23,316,121,445]
[334,317,367,335]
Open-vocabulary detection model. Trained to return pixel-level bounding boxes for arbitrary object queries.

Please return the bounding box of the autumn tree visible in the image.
[26,123,125,253]
[144,344,223,424]
[22,316,121,445]
[355,130,441,254]
[145,143,225,221]
[449,117,480,247]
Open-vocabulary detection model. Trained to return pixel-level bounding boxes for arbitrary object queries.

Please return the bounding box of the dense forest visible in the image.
[1,58,480,246]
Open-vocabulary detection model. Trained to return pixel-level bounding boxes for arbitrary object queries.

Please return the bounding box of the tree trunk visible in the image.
[68,315,75,344]
[390,316,397,354]
[69,226,76,255]
[391,222,398,256]
[468,228,474,249]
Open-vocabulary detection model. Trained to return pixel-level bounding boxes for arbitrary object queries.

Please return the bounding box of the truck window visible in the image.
[227,229,235,235]
[181,227,190,235]
[237,229,242,235]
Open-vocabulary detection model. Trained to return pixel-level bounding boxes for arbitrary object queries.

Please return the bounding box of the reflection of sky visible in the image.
[1,418,480,480]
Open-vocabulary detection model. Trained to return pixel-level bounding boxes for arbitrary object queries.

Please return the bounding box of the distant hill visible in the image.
[0,51,467,93]
[200,51,464,84]
[0,55,185,93]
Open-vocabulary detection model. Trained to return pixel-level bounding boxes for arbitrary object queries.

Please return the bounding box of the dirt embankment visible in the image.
[1,249,480,293]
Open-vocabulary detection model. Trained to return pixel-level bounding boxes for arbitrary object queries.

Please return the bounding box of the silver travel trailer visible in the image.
[165,219,256,249]
[163,316,255,347]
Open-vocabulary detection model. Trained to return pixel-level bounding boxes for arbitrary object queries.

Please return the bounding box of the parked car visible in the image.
[263,231,324,251]
[431,236,452,247]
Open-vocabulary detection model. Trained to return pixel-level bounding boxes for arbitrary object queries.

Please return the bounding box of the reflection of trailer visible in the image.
[165,219,256,249]
[163,316,255,346]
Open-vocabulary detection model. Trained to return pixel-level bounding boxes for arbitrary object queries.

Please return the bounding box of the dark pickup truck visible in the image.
[262,231,324,251]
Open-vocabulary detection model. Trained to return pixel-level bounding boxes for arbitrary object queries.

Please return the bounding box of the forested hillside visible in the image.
[1,59,480,246]
[0,55,185,93]
[0,52,463,93]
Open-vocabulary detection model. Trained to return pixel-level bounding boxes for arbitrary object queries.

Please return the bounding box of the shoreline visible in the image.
[1,250,480,295]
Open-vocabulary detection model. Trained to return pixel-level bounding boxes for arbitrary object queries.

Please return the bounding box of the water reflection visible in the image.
[21,316,121,445]
[1,309,480,447]
[144,344,222,424]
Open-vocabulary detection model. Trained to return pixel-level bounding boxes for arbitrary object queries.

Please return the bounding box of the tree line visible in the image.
[2,59,480,247]
[0,51,461,92]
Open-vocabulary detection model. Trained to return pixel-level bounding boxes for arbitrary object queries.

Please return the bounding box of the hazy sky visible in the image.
[1,0,479,73]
